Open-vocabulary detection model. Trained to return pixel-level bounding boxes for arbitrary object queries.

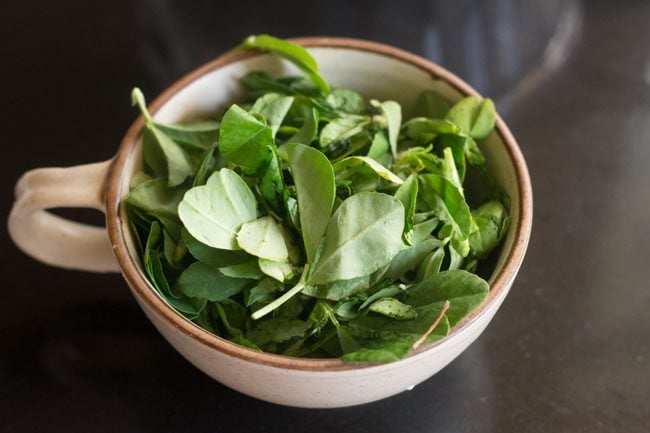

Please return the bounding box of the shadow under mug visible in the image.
[7,37,533,408]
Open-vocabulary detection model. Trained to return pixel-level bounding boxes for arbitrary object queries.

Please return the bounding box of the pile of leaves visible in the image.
[125,35,510,362]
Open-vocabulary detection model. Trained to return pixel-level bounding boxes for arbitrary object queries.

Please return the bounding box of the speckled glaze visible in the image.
[8,38,532,408]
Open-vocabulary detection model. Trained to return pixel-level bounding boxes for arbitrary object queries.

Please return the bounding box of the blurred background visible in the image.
[1,0,649,432]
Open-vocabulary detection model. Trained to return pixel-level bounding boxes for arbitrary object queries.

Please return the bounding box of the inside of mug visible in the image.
[120,46,521,286]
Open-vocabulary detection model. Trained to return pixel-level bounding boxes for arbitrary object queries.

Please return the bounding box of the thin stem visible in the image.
[251,265,309,320]
[411,300,450,351]
[131,87,154,127]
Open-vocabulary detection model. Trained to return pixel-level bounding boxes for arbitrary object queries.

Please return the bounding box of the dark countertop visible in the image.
[2,1,648,431]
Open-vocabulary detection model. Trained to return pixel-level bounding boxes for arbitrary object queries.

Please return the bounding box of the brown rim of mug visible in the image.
[105,37,533,372]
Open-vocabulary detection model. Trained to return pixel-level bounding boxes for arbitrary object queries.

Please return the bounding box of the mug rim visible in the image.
[105,36,533,371]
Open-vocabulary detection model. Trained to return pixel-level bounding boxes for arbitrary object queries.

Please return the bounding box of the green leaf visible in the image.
[446,96,496,140]
[350,303,450,343]
[465,136,486,166]
[219,104,274,174]
[371,100,401,158]
[244,278,282,307]
[308,192,405,285]
[125,178,184,219]
[288,105,318,145]
[394,174,418,244]
[302,274,371,301]
[178,168,258,250]
[219,259,263,279]
[333,156,403,185]
[250,93,294,137]
[441,146,463,192]
[192,145,218,187]
[154,120,220,150]
[307,300,340,332]
[368,298,417,320]
[246,317,311,347]
[367,131,391,166]
[402,270,489,326]
[319,114,370,148]
[419,173,474,238]
[259,146,285,214]
[287,143,335,264]
[143,222,169,295]
[181,228,251,267]
[143,223,205,319]
[132,88,193,186]
[231,335,262,351]
[340,331,417,362]
[469,200,510,259]
[168,295,207,320]
[412,218,440,244]
[326,88,366,114]
[178,262,252,301]
[258,258,296,282]
[383,237,442,280]
[438,133,468,181]
[416,247,445,280]
[403,117,460,141]
[358,285,403,310]
[214,300,248,337]
[414,90,450,119]
[241,34,330,94]
[236,216,289,261]
[240,71,295,97]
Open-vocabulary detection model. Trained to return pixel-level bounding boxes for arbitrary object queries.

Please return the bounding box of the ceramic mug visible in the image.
[8,37,533,408]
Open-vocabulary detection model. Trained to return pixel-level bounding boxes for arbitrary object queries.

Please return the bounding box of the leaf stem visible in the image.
[131,87,154,128]
[251,265,310,320]
[411,300,450,351]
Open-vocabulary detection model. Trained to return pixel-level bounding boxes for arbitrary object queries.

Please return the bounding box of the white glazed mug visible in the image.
[8,38,533,408]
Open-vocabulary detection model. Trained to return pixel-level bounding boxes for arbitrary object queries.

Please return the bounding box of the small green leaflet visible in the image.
[181,228,251,267]
[371,100,402,158]
[259,258,296,282]
[445,96,496,140]
[245,278,281,307]
[289,106,318,145]
[368,298,417,320]
[308,192,405,285]
[250,93,294,137]
[241,34,330,94]
[403,269,489,326]
[178,168,257,250]
[394,174,418,244]
[179,262,252,301]
[319,114,370,148]
[287,143,335,264]
[125,178,184,219]
[154,120,220,150]
[219,260,264,279]
[219,104,274,174]
[333,156,403,185]
[403,117,460,141]
[469,200,510,259]
[326,88,366,114]
[419,173,474,238]
[367,131,390,165]
[132,88,194,187]
[236,216,289,261]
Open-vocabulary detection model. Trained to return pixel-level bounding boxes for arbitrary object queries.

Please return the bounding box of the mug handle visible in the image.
[8,160,120,273]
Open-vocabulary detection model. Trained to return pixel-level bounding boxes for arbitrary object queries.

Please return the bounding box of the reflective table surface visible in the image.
[2,1,649,431]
